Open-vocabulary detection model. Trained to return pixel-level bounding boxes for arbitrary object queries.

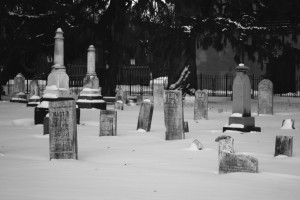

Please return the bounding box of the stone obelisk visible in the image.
[223,63,261,132]
[76,45,106,109]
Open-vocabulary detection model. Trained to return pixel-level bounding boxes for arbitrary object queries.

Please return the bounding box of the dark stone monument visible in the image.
[49,100,78,160]
[10,73,27,103]
[76,45,106,110]
[43,116,49,135]
[215,135,259,174]
[99,110,117,136]
[194,89,208,120]
[27,80,41,107]
[163,90,184,140]
[258,79,273,115]
[274,136,293,157]
[183,121,189,133]
[223,64,261,132]
[137,99,154,132]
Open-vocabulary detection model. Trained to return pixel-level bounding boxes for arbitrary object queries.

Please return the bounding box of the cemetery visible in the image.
[1,1,300,200]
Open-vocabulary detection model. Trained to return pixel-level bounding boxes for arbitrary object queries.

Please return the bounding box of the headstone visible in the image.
[258,79,273,115]
[127,99,136,106]
[183,121,189,133]
[43,116,49,135]
[27,80,41,107]
[49,100,78,160]
[190,139,203,150]
[223,64,261,132]
[274,136,293,157]
[137,99,154,132]
[215,135,258,174]
[153,80,165,106]
[115,88,127,104]
[76,45,106,110]
[163,90,184,140]
[114,100,124,110]
[10,73,27,103]
[194,89,208,120]
[99,110,117,136]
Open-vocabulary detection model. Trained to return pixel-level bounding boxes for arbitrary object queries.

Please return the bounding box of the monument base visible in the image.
[76,96,106,110]
[223,116,261,132]
[10,93,28,103]
[34,97,80,125]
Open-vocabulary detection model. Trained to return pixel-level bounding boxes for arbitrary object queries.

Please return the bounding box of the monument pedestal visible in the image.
[34,97,80,125]
[76,88,106,110]
[10,92,28,103]
[27,96,41,107]
[223,117,261,132]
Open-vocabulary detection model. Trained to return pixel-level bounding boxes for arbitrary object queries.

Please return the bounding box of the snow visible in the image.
[281,119,295,129]
[143,99,151,103]
[29,95,41,100]
[224,123,245,128]
[76,99,106,103]
[0,96,300,200]
[82,88,100,92]
[45,85,58,90]
[37,101,49,108]
[231,113,243,117]
[43,93,58,99]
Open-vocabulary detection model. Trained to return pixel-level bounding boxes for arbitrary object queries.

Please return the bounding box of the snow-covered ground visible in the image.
[0,96,300,200]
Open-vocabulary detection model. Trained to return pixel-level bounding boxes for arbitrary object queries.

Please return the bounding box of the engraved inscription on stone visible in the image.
[49,100,77,160]
[100,110,117,136]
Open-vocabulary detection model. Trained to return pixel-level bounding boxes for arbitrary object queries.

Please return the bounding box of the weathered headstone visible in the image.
[49,100,78,160]
[183,121,189,133]
[190,139,203,150]
[114,100,124,110]
[194,89,208,120]
[163,90,184,140]
[10,73,27,103]
[137,99,154,132]
[99,110,117,136]
[27,80,41,107]
[76,45,106,109]
[258,79,273,115]
[223,64,261,132]
[274,136,293,157]
[215,135,259,174]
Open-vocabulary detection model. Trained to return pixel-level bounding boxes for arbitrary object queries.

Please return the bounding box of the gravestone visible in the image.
[223,64,261,132]
[137,99,154,132]
[100,110,117,136]
[114,100,124,110]
[76,45,106,109]
[194,89,208,120]
[27,80,41,107]
[274,136,293,157]
[153,79,165,106]
[10,73,27,103]
[215,135,258,174]
[163,90,184,140]
[258,79,273,115]
[49,100,78,160]
[115,88,127,104]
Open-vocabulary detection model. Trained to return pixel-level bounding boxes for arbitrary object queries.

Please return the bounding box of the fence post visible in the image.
[225,73,228,97]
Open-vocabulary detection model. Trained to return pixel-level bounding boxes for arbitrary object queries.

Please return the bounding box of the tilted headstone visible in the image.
[10,73,27,103]
[258,79,273,115]
[274,135,293,157]
[137,99,154,132]
[27,80,41,107]
[194,89,208,120]
[99,110,117,136]
[163,90,184,140]
[76,45,106,110]
[49,100,78,160]
[223,64,260,132]
[215,135,258,174]
[190,139,203,150]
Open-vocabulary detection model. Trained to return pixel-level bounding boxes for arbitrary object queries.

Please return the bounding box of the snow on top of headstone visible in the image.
[143,99,151,103]
[185,142,200,151]
[116,100,123,103]
[231,113,243,117]
[239,63,245,67]
[275,155,289,159]
[37,101,49,108]
[43,93,58,99]
[150,77,168,85]
[82,88,99,92]
[16,73,24,77]
[76,99,106,103]
[224,123,244,128]
[16,92,26,95]
[281,119,295,129]
[30,95,41,100]
[137,129,146,133]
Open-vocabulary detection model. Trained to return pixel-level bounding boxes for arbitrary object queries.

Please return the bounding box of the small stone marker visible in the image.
[10,73,27,103]
[114,100,124,110]
[100,110,117,136]
[274,136,293,157]
[215,135,258,174]
[137,99,153,132]
[43,116,49,135]
[194,89,208,120]
[183,121,189,133]
[49,100,78,160]
[258,79,273,115]
[190,139,203,150]
[163,90,184,140]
